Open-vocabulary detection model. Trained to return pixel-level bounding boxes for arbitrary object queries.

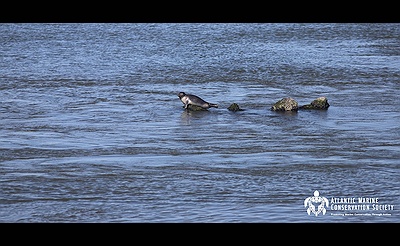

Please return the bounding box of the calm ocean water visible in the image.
[0,23,399,222]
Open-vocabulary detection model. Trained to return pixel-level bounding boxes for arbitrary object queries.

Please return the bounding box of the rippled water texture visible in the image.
[0,23,399,222]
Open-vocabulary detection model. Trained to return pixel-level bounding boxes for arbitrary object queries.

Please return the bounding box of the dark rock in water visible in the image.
[271,97,298,111]
[184,104,209,111]
[299,97,330,110]
[227,103,243,112]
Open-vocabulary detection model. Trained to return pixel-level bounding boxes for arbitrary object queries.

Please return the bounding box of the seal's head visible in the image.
[178,92,186,99]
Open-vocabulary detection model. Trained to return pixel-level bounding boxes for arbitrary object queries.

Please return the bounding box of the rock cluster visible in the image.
[271,96,330,111]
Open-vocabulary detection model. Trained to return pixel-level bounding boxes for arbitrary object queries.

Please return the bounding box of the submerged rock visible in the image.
[227,103,243,112]
[271,97,298,111]
[299,97,330,110]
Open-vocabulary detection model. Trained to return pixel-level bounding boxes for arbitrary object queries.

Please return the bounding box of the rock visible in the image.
[299,97,330,110]
[227,103,243,112]
[271,97,298,111]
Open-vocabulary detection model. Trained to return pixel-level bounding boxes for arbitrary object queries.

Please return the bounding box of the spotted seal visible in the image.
[178,92,218,109]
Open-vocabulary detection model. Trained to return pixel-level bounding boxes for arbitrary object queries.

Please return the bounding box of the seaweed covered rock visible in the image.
[299,97,330,110]
[227,103,243,112]
[271,97,298,111]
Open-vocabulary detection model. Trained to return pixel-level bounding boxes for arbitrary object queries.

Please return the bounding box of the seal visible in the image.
[178,92,218,109]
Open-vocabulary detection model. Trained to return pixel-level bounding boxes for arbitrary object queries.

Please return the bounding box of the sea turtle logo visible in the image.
[304,190,329,216]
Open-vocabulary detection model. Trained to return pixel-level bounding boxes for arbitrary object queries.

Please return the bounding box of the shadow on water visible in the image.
[179,108,216,125]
